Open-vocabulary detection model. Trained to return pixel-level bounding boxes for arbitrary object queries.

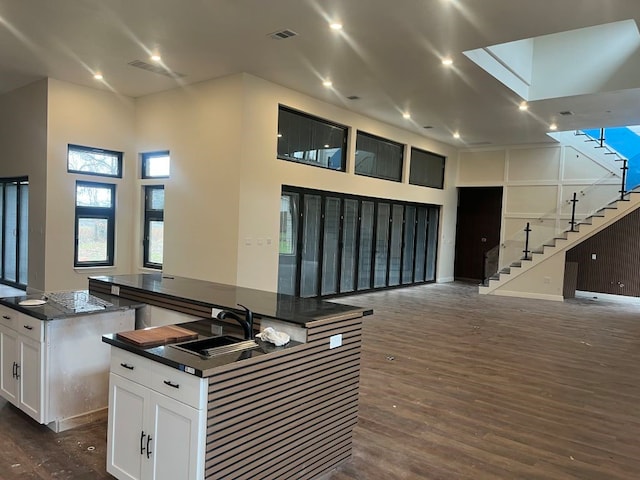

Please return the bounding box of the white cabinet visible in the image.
[107,348,206,480]
[0,304,135,431]
[0,310,44,423]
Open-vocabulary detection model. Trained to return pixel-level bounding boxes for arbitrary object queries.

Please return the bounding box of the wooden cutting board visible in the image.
[116,325,198,347]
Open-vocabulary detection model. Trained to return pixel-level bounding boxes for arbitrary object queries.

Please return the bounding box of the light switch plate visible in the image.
[110,285,120,296]
[329,334,343,349]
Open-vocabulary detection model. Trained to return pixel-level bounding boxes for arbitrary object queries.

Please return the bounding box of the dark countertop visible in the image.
[102,318,300,377]
[0,290,143,321]
[90,273,372,326]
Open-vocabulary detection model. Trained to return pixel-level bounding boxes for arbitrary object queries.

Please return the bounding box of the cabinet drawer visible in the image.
[110,348,151,386]
[0,304,17,330]
[150,361,206,409]
[16,315,44,342]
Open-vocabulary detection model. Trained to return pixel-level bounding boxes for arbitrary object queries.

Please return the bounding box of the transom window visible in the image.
[409,147,446,189]
[277,106,348,172]
[355,131,404,182]
[142,151,170,178]
[74,181,115,267]
[68,144,123,178]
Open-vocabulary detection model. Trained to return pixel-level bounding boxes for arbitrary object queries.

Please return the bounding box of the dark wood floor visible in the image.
[2,282,640,479]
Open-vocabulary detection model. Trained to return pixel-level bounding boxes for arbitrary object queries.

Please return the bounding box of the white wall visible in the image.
[45,79,136,291]
[135,75,245,284]
[457,144,619,269]
[135,73,459,291]
[0,80,48,291]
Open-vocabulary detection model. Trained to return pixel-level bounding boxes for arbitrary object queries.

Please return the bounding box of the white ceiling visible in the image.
[1,0,640,147]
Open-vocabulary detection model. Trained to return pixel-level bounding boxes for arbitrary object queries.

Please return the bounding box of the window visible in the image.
[74,181,115,267]
[355,131,404,182]
[143,186,164,268]
[68,144,122,178]
[277,106,347,171]
[409,147,446,189]
[0,178,28,288]
[142,151,170,178]
[278,186,439,298]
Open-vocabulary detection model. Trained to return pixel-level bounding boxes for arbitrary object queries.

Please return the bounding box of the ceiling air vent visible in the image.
[559,110,574,116]
[467,141,492,146]
[128,60,186,79]
[346,95,360,100]
[269,29,298,40]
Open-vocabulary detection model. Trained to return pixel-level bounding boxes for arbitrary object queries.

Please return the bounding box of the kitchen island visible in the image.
[94,273,371,480]
[0,290,139,432]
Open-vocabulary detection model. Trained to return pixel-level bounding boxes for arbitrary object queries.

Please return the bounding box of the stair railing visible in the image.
[489,169,625,276]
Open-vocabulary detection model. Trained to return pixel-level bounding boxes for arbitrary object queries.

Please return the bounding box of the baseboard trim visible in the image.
[47,407,108,433]
[491,289,564,302]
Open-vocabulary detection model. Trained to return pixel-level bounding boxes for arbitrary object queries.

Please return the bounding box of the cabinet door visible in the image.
[146,391,204,480]
[0,324,18,405]
[107,374,148,480]
[17,335,43,422]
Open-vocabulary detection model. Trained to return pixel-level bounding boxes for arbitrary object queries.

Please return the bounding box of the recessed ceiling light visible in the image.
[403,112,411,119]
[549,123,558,131]
[93,73,103,80]
[453,131,461,139]
[323,80,333,88]
[519,101,529,111]
[150,54,162,62]
[324,144,330,148]
[330,22,343,30]
[442,57,453,66]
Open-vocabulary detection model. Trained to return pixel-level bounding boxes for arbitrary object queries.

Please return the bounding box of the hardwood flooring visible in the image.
[2,282,640,479]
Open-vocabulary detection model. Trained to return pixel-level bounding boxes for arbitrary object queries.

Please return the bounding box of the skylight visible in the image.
[463,19,640,101]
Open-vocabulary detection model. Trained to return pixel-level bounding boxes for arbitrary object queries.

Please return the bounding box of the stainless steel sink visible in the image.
[169,335,258,357]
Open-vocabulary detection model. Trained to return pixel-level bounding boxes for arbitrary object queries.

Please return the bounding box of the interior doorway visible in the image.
[454,187,503,282]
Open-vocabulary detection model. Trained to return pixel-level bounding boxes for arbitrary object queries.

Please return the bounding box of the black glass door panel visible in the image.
[321,197,341,295]
[357,201,374,290]
[374,203,390,288]
[300,194,321,297]
[388,204,404,286]
[402,206,416,284]
[340,199,358,293]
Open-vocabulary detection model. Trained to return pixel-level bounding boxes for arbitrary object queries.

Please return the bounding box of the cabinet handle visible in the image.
[12,362,17,379]
[140,430,146,455]
[146,435,153,459]
[163,380,180,389]
[23,325,34,331]
[120,363,135,370]
[15,363,20,380]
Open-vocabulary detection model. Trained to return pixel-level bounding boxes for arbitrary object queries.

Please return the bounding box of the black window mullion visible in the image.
[352,200,362,293]
[14,181,21,285]
[369,202,378,291]
[399,205,406,285]
[385,205,393,287]
[294,194,304,297]
[317,195,326,297]
[423,210,430,281]
[335,197,345,295]
[412,212,419,283]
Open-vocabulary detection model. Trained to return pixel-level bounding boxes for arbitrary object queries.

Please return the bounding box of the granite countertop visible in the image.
[90,273,373,326]
[102,318,300,377]
[0,290,143,321]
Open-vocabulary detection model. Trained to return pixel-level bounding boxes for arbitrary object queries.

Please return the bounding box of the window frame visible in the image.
[354,131,404,182]
[277,105,348,172]
[67,144,123,178]
[74,181,116,267]
[141,150,170,179]
[143,185,165,269]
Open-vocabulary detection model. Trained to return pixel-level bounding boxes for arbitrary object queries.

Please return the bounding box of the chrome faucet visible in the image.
[217,303,254,340]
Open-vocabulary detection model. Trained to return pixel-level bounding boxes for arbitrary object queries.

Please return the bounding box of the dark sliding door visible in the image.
[0,178,29,289]
[278,186,440,298]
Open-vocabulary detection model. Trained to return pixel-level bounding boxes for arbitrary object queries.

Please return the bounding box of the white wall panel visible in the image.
[458,150,505,184]
[507,147,560,182]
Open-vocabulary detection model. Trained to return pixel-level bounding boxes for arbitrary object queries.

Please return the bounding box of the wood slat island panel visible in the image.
[204,317,363,480]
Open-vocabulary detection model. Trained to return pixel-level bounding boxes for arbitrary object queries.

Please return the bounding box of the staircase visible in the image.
[479,188,640,301]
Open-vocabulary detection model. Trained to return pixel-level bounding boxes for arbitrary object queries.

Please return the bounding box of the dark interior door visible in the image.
[454,187,503,282]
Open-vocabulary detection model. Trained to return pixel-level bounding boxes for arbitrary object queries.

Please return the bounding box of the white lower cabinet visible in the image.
[107,349,206,480]
[0,319,44,423]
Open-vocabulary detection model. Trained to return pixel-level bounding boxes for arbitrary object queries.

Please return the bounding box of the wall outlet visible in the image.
[329,334,343,349]
[111,285,120,296]
[591,253,597,260]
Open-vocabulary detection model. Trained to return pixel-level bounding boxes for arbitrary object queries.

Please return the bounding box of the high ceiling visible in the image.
[1,0,640,147]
